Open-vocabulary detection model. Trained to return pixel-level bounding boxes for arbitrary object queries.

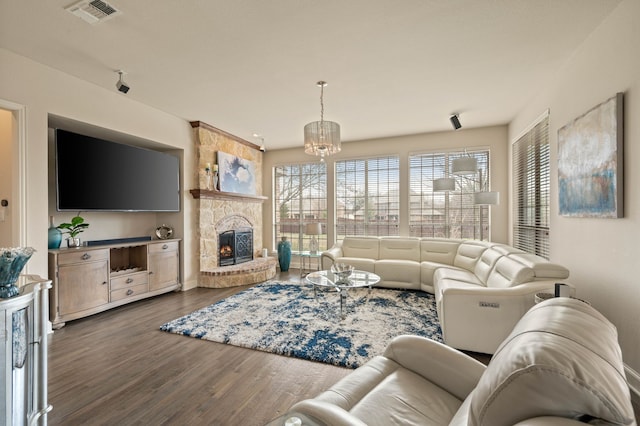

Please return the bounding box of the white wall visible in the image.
[0,48,198,290]
[509,0,640,375]
[0,109,11,246]
[262,125,510,252]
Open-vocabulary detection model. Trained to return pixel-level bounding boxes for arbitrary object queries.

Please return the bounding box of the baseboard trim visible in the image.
[625,364,640,404]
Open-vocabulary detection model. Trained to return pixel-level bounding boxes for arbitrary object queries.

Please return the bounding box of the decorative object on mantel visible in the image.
[277,236,291,272]
[218,150,257,195]
[304,81,341,162]
[0,247,35,298]
[204,163,219,191]
[155,224,174,240]
[48,215,62,249]
[558,92,624,218]
[57,214,89,248]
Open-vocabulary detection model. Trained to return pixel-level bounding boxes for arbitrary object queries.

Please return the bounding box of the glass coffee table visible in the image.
[305,269,381,319]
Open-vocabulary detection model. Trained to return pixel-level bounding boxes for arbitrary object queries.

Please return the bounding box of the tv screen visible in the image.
[55,129,180,212]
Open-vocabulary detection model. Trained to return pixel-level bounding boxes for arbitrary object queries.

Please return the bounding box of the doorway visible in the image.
[0,100,26,248]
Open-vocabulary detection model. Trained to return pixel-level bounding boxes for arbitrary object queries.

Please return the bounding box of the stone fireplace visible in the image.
[191,121,276,288]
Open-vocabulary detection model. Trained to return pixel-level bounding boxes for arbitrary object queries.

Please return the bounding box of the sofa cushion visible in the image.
[485,256,535,288]
[433,267,482,288]
[458,297,635,426]
[419,238,461,264]
[341,237,380,259]
[472,248,503,284]
[379,237,421,262]
[306,355,463,425]
[453,241,488,272]
[336,257,376,273]
[374,259,421,289]
[508,253,570,279]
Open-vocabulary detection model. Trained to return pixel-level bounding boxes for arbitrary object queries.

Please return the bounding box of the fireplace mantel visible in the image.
[190,189,267,203]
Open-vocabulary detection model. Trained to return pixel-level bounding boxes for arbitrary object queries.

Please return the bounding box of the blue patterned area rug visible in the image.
[160,282,442,369]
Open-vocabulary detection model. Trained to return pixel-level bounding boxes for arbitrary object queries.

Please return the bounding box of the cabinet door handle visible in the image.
[126,289,134,296]
[162,244,168,250]
[126,278,133,284]
[82,253,91,260]
[102,281,108,285]
[148,271,154,275]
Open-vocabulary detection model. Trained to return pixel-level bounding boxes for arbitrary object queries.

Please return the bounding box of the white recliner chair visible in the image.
[277,298,635,425]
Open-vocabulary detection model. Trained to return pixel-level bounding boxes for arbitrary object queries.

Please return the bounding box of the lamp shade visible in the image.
[473,191,500,205]
[305,223,323,235]
[304,121,341,157]
[433,178,456,191]
[452,157,478,175]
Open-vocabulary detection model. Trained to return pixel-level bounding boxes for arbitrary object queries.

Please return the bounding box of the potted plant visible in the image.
[57,214,89,248]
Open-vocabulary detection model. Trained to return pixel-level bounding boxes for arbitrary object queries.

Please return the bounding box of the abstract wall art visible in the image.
[218,151,257,195]
[558,93,624,218]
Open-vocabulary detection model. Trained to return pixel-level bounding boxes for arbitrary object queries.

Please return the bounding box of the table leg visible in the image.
[339,289,347,320]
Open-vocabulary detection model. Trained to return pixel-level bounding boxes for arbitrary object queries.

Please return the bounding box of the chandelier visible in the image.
[304,81,341,161]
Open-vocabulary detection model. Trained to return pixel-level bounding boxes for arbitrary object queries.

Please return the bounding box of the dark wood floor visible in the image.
[47,271,352,426]
[47,271,637,425]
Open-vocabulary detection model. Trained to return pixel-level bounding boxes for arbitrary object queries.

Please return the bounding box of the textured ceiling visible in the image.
[0,0,620,149]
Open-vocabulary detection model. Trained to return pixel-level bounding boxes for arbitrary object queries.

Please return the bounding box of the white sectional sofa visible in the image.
[321,236,570,354]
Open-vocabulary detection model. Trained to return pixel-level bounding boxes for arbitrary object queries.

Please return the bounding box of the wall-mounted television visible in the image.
[55,129,180,212]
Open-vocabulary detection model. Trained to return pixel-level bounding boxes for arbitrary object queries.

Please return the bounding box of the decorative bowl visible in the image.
[331,263,354,283]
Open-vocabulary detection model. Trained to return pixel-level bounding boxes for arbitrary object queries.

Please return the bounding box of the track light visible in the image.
[450,114,461,130]
[116,70,130,94]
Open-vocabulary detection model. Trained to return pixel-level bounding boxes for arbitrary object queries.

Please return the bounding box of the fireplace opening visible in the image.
[218,228,253,267]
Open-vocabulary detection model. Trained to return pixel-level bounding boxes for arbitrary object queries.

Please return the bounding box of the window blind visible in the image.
[512,115,550,258]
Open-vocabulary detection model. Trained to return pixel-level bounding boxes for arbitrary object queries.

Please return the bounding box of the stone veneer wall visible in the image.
[191,121,264,274]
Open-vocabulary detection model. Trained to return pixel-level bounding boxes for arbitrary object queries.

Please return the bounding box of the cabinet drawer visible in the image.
[58,249,109,266]
[110,271,149,290]
[148,241,178,254]
[110,283,148,302]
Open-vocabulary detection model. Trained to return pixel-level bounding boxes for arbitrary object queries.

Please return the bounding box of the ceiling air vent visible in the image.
[66,0,122,24]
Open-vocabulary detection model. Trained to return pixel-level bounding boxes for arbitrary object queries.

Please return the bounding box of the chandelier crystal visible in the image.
[304,81,341,160]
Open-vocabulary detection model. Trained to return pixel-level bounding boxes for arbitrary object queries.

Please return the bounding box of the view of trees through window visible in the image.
[272,150,493,251]
[335,157,400,238]
[273,163,327,253]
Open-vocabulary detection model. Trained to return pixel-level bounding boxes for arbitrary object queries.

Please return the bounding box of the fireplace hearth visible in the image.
[219,228,253,267]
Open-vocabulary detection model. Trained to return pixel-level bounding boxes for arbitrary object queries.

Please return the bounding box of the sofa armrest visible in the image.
[288,399,368,426]
[382,335,486,401]
[439,281,574,354]
[321,244,343,270]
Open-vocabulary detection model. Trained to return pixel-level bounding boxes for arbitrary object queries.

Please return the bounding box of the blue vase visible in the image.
[0,247,35,298]
[277,237,292,272]
[48,216,62,249]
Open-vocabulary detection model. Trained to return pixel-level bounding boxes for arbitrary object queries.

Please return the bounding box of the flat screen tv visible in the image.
[55,129,180,212]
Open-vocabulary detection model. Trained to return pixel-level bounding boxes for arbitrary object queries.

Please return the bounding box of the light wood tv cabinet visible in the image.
[48,239,180,328]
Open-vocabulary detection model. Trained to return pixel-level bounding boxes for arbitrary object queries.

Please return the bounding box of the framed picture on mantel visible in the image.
[558,92,624,218]
[218,151,257,195]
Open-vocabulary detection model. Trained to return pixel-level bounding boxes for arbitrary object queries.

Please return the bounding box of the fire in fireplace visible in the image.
[218,228,253,266]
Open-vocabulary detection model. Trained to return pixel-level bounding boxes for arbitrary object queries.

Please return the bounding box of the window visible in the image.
[409,150,491,239]
[273,163,327,252]
[335,156,400,238]
[512,114,550,258]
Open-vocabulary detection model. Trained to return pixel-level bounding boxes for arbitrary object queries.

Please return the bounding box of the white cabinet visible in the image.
[0,275,51,426]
